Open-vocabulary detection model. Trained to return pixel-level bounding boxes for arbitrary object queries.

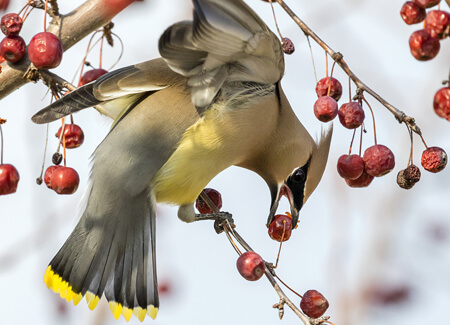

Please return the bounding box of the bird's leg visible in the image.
[178,205,234,234]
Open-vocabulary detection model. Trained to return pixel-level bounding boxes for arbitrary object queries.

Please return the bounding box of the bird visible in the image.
[32,0,332,322]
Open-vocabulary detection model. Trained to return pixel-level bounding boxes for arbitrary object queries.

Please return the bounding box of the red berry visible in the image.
[421,146,447,173]
[363,145,395,177]
[400,1,427,25]
[337,154,365,180]
[0,163,19,195]
[0,0,9,11]
[236,251,265,281]
[51,167,80,194]
[338,102,365,129]
[424,10,450,39]
[314,96,338,122]
[412,0,440,8]
[78,68,108,86]
[0,52,4,63]
[195,188,222,213]
[0,35,25,63]
[345,170,374,188]
[409,29,440,61]
[28,32,63,69]
[56,124,85,149]
[434,87,450,120]
[1,13,23,36]
[315,77,342,101]
[268,214,292,242]
[44,165,61,189]
[281,37,295,55]
[300,290,329,319]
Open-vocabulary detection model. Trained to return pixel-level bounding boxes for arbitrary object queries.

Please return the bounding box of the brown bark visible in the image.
[0,0,135,99]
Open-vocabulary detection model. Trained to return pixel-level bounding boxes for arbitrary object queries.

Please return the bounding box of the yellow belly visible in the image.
[152,95,278,205]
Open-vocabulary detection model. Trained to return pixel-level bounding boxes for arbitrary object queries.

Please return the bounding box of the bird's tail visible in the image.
[44,189,158,322]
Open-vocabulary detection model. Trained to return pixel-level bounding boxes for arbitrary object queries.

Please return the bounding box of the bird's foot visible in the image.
[195,212,234,234]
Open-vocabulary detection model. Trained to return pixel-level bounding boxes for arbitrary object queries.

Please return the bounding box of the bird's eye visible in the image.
[292,169,305,182]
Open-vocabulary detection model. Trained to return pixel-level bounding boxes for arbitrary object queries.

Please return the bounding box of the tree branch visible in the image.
[275,0,423,137]
[0,0,135,100]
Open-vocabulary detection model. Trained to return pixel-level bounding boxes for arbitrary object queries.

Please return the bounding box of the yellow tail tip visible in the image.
[109,302,123,320]
[122,307,133,322]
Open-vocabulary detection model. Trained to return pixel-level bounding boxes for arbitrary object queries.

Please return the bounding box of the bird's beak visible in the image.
[267,183,300,228]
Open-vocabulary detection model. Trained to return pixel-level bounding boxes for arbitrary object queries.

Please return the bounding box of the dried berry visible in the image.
[195,188,222,214]
[300,290,329,319]
[236,251,265,281]
[52,152,63,165]
[338,102,365,129]
[421,146,447,172]
[413,0,441,8]
[409,29,440,61]
[397,165,421,189]
[425,10,450,39]
[434,87,450,121]
[315,77,342,101]
[363,145,395,177]
[281,37,295,55]
[337,154,365,180]
[0,35,25,63]
[400,1,427,25]
[1,13,23,36]
[268,214,292,242]
[314,96,338,122]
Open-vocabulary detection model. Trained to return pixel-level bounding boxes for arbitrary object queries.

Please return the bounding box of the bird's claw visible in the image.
[194,212,234,234]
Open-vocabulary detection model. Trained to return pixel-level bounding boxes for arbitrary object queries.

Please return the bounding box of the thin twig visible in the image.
[274,0,422,136]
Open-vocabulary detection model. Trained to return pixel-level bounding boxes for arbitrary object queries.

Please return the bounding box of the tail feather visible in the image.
[44,190,159,322]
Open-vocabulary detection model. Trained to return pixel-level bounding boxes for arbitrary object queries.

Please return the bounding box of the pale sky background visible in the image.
[1,1,450,325]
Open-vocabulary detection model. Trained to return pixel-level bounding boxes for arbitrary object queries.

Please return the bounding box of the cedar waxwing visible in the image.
[32,0,332,322]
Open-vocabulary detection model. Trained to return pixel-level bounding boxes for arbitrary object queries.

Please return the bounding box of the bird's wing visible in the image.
[31,58,182,124]
[159,0,284,107]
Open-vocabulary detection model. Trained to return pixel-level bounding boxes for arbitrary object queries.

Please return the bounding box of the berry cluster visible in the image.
[400,1,450,121]
[0,4,63,68]
[195,188,331,320]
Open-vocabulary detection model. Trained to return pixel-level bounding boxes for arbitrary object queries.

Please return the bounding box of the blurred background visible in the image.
[0,0,449,324]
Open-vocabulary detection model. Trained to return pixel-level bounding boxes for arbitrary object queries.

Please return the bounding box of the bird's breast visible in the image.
[152,91,279,205]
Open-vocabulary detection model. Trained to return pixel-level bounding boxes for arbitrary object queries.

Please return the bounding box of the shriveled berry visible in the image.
[236,251,265,281]
[52,152,63,165]
[0,35,25,63]
[56,124,85,149]
[404,164,421,182]
[363,145,395,177]
[421,146,447,172]
[337,154,365,180]
[51,167,80,194]
[413,0,440,8]
[28,32,63,69]
[338,102,365,129]
[1,13,23,36]
[0,163,19,195]
[400,1,426,25]
[314,96,338,122]
[78,68,108,86]
[434,87,450,120]
[315,77,342,101]
[345,170,374,188]
[300,290,329,319]
[409,29,440,61]
[44,165,61,189]
[397,164,421,189]
[195,188,222,213]
[281,37,295,55]
[268,214,292,242]
[425,10,450,39]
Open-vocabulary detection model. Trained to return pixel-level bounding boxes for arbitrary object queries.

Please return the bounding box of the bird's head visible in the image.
[267,126,333,228]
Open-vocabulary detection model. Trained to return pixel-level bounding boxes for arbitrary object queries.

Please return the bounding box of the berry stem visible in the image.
[268,0,284,40]
[325,52,328,78]
[419,133,429,149]
[274,274,303,299]
[62,118,66,167]
[407,125,414,166]
[326,60,337,97]
[361,97,377,146]
[44,0,50,33]
[274,221,286,268]
[348,128,357,155]
[348,75,351,103]
[359,124,364,157]
[306,36,318,84]
[37,122,50,183]
[99,35,104,69]
[223,226,242,256]
[78,30,103,86]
